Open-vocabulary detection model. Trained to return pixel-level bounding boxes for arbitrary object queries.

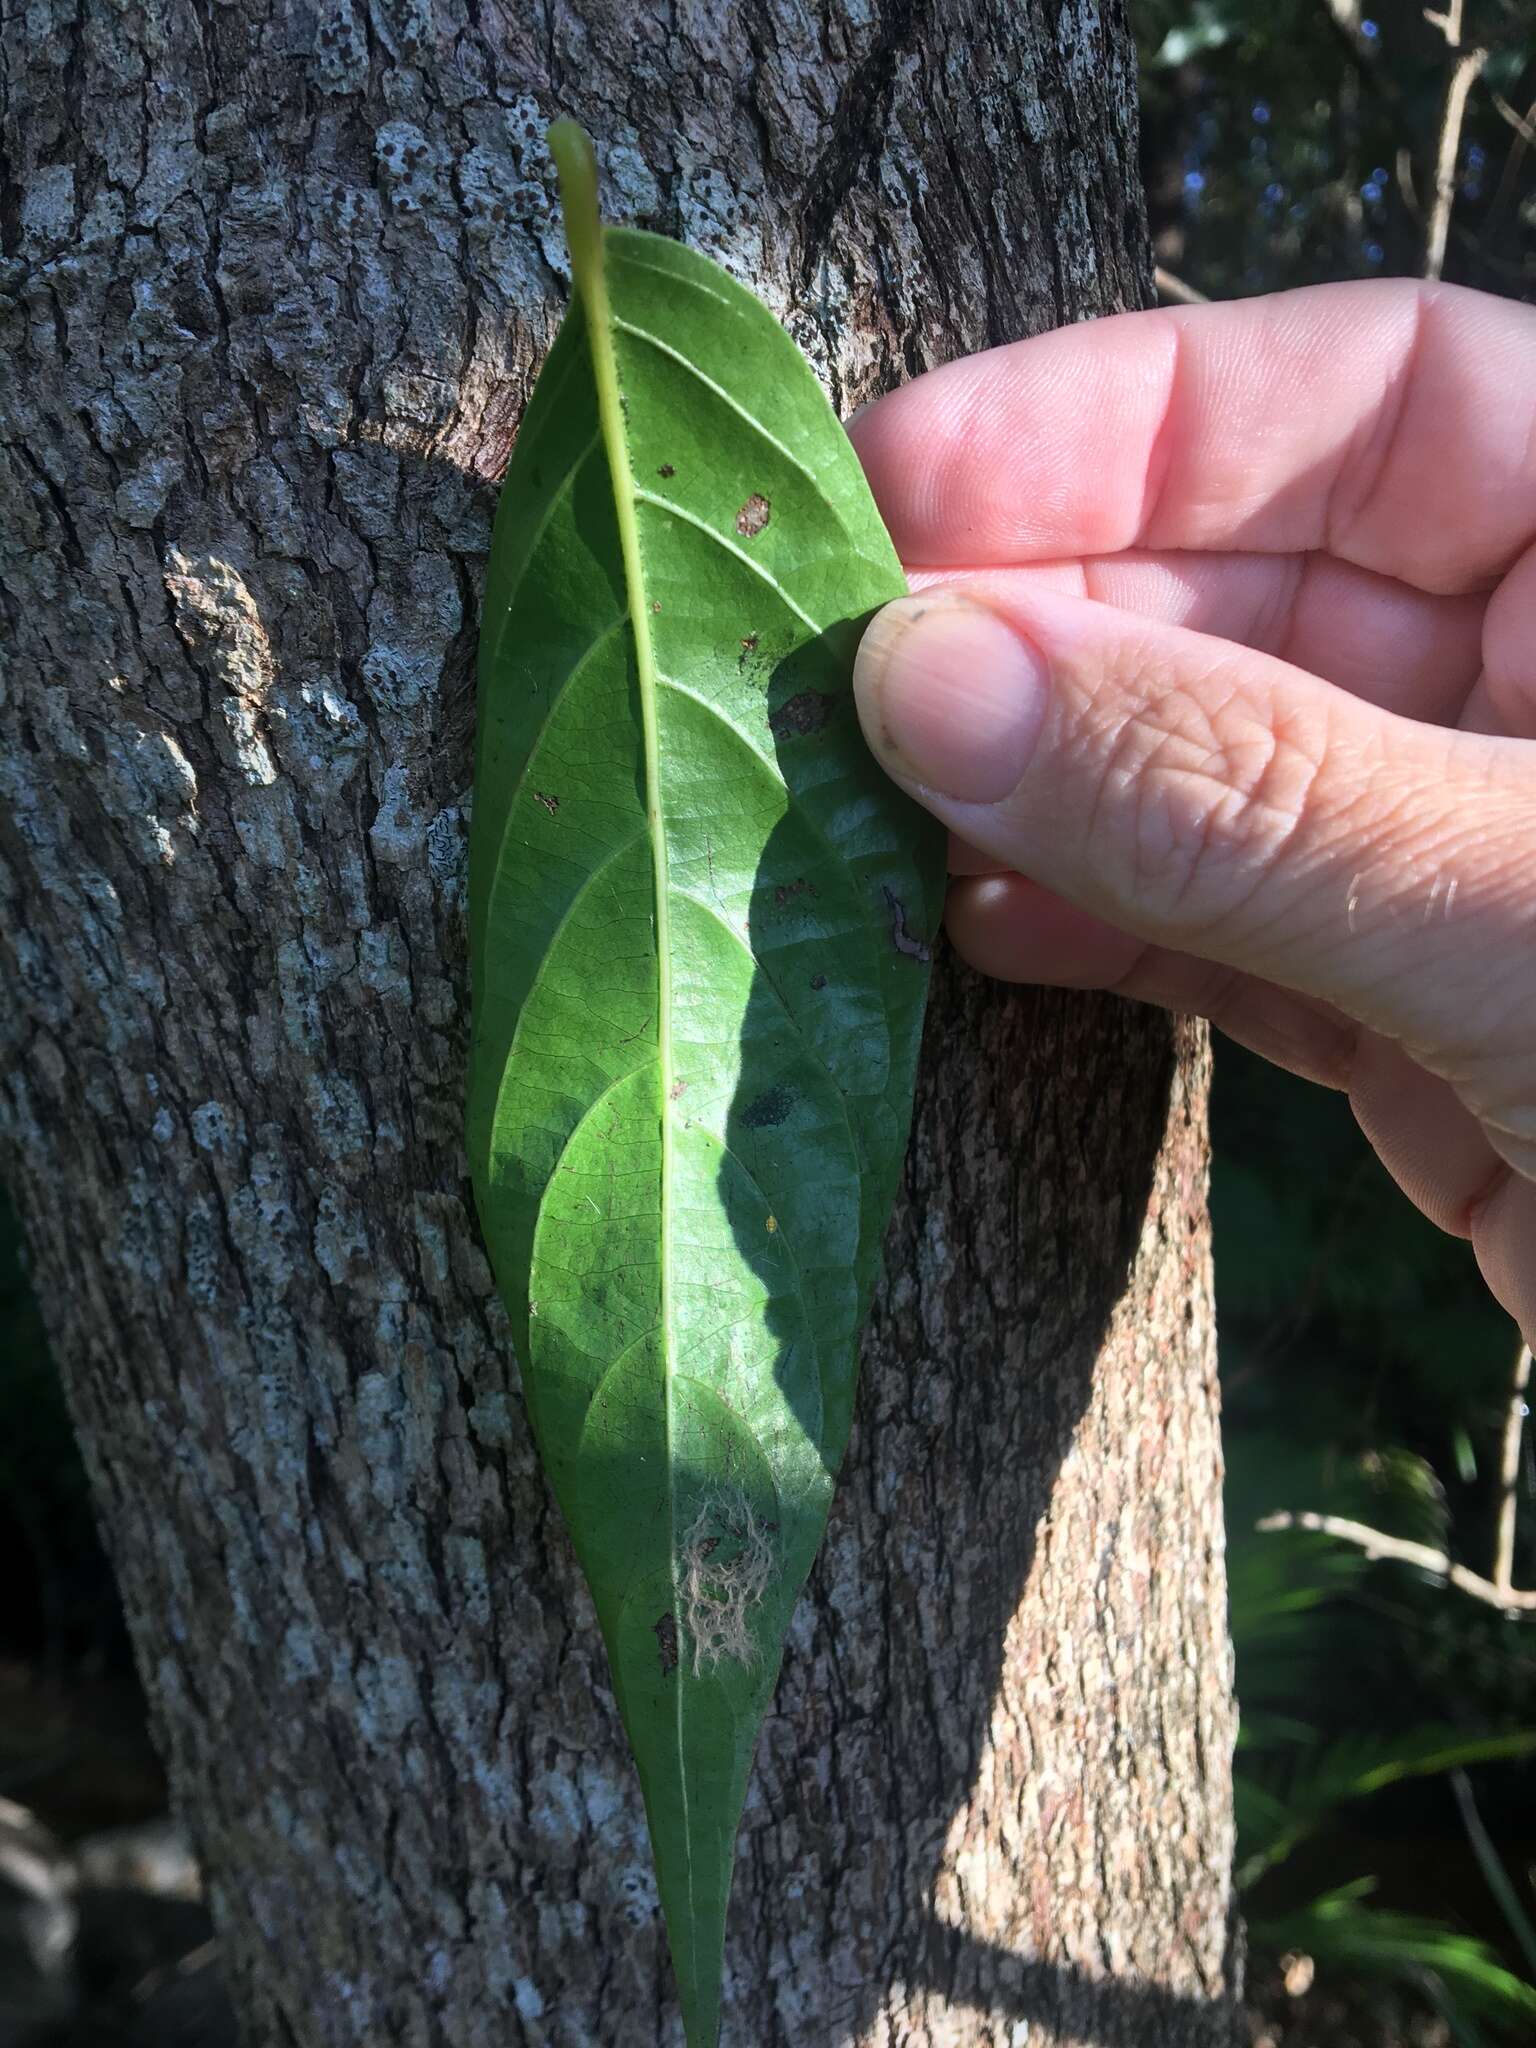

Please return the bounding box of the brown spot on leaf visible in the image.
[810,973,827,990]
[735,493,771,538]
[654,1612,679,1676]
[651,600,662,614]
[768,691,832,741]
[882,885,933,962]
[669,1080,687,1101]
[774,877,817,908]
[657,463,675,479]
[534,790,558,816]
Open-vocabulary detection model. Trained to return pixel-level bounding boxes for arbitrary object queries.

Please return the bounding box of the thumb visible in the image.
[853,585,1534,1116]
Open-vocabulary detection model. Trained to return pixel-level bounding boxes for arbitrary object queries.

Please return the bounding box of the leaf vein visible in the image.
[632,491,823,633]
[488,427,604,655]
[490,830,652,1138]
[482,612,631,942]
[611,317,827,494]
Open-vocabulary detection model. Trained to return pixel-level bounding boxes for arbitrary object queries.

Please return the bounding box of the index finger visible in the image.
[850,280,1536,597]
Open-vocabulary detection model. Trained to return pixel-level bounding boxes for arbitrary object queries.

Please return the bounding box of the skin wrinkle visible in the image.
[1320,284,1428,568]
[921,550,1487,719]
[1130,315,1186,554]
[1211,982,1357,1090]
[1082,653,1328,944]
[1368,797,1536,1069]
[1470,1170,1536,1323]
[1254,549,1309,669]
[1465,1160,1516,1242]
[1445,1023,1536,1149]
[1478,538,1536,735]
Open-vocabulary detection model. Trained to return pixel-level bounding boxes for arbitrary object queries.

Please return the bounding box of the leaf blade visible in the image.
[469,123,942,2043]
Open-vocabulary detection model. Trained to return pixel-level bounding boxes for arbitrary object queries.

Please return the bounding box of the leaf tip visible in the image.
[547,118,603,284]
[676,1947,725,2048]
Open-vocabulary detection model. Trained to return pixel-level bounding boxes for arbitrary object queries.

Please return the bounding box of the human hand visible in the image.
[849,281,1536,1341]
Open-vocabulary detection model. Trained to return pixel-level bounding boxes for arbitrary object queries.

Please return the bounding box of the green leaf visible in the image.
[1237,1724,1536,1888]
[466,123,942,2044]
[1252,1882,1536,2039]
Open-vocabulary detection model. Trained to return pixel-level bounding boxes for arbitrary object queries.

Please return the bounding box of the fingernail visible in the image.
[854,594,1049,804]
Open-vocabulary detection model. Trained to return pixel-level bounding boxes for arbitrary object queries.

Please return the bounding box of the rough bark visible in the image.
[0,3,1239,2044]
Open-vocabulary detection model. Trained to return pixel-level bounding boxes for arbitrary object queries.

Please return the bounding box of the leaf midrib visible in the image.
[561,150,696,1971]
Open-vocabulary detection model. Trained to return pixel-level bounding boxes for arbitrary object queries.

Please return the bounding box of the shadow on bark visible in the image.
[751,973,1210,2046]
[705,593,1219,2036]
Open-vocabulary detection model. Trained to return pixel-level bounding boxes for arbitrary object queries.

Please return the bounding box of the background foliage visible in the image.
[2,1,1535,2040]
[1139,1,1536,2033]
[1139,0,1536,299]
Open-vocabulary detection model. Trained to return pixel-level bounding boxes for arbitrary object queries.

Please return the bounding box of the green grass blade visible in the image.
[1238,1725,1536,1888]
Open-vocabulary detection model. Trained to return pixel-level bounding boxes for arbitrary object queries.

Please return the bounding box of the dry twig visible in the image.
[1154,266,1209,306]
[1257,1509,1536,1614]
[1493,1342,1533,1597]
[1424,0,1489,278]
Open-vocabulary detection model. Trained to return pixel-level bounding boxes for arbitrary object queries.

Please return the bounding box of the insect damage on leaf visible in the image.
[466,117,944,2048]
[882,884,934,962]
[768,689,833,739]
[654,1610,680,1676]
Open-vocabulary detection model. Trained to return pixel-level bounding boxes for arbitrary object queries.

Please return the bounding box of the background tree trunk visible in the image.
[0,2,1239,2042]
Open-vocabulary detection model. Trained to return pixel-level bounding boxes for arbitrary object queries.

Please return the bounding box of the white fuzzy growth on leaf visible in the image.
[678,1487,777,1676]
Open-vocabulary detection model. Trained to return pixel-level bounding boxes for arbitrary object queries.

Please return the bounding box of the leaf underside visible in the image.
[468,139,942,2046]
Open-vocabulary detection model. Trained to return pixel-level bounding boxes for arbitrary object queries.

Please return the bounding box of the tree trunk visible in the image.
[0,2,1239,2043]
